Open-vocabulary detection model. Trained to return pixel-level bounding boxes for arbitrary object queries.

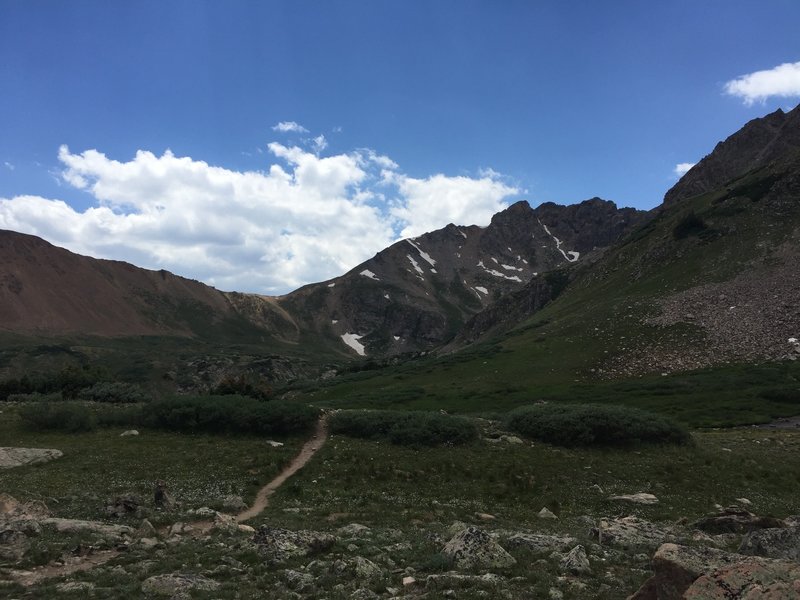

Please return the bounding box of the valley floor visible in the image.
[2,410,800,599]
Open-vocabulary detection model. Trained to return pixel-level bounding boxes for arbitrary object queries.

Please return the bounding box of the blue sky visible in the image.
[1,1,800,293]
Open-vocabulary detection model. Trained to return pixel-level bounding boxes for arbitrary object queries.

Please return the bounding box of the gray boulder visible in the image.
[253,526,336,562]
[0,447,63,469]
[595,516,676,553]
[141,573,220,596]
[560,544,591,575]
[693,507,783,534]
[504,533,577,554]
[684,559,800,599]
[441,526,516,571]
[739,526,800,560]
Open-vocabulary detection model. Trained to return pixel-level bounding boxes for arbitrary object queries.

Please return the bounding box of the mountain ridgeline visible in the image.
[0,103,798,392]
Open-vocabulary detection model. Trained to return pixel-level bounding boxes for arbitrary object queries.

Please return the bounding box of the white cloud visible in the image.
[724,61,800,105]
[0,140,520,294]
[3,161,14,171]
[389,172,519,239]
[272,121,309,133]
[311,134,328,154]
[674,162,695,177]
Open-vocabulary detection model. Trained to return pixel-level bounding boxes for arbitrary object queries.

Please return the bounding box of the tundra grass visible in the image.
[0,408,303,524]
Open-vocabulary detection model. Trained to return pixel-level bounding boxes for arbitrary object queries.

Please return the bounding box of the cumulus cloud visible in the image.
[724,61,800,105]
[272,121,309,133]
[674,162,695,177]
[389,171,518,239]
[0,139,520,293]
[311,134,328,154]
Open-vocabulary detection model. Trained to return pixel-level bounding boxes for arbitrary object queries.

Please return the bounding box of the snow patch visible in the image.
[341,333,366,356]
[501,264,522,271]
[538,219,580,263]
[327,282,336,288]
[430,268,437,274]
[475,286,488,295]
[384,293,390,299]
[459,230,467,239]
[406,239,437,266]
[331,319,338,324]
[360,269,380,280]
[393,335,400,341]
[406,254,424,276]
[491,257,499,264]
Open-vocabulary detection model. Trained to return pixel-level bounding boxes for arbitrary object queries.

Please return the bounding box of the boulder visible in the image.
[120,430,139,437]
[253,526,336,562]
[739,526,800,560]
[441,526,516,571]
[0,528,30,561]
[42,517,134,541]
[220,495,247,512]
[609,493,659,505]
[105,493,142,518]
[141,573,220,596]
[337,523,371,537]
[560,544,591,575]
[504,533,577,554]
[595,516,675,552]
[685,559,800,599]
[538,507,558,519]
[693,507,783,534]
[0,447,63,469]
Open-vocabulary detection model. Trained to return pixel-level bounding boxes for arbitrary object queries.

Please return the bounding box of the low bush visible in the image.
[142,395,317,435]
[330,410,478,446]
[6,392,63,402]
[18,402,97,433]
[505,403,691,447]
[78,382,150,403]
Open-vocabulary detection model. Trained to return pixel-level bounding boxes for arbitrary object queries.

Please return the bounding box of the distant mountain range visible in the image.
[1,103,798,390]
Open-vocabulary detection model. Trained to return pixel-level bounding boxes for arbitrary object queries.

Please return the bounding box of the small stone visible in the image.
[120,430,139,437]
[266,440,285,447]
[608,493,659,505]
[560,544,591,575]
[402,576,416,586]
[538,507,558,519]
[475,512,496,521]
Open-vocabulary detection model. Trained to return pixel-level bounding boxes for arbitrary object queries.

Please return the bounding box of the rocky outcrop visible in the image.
[693,507,784,534]
[141,573,220,596]
[739,526,800,561]
[441,526,516,570]
[0,447,63,469]
[629,543,800,600]
[252,526,336,562]
[595,516,676,552]
[664,104,800,206]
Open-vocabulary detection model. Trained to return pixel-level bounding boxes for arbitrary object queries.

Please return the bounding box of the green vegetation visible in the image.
[672,211,708,239]
[330,409,478,446]
[505,403,691,447]
[18,402,97,433]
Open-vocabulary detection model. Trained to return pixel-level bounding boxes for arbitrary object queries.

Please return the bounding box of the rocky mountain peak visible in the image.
[664,103,800,206]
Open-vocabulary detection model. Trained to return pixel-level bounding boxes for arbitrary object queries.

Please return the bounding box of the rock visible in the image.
[137,537,159,549]
[560,545,591,575]
[221,495,247,512]
[238,524,255,534]
[684,559,800,599]
[336,556,383,580]
[739,526,800,560]
[504,533,577,553]
[595,516,675,553]
[189,506,216,518]
[609,493,659,505]
[153,480,175,509]
[42,517,134,541]
[266,440,284,447]
[500,435,524,444]
[120,430,139,437]
[0,447,63,469]
[337,523,371,537]
[549,587,564,600]
[735,497,752,506]
[476,512,496,521]
[425,572,504,587]
[402,576,416,586]
[693,507,783,534]
[56,581,96,593]
[211,511,240,535]
[285,569,315,591]
[350,589,379,600]
[137,519,157,538]
[253,526,336,562]
[141,573,220,596]
[105,493,142,518]
[538,507,558,519]
[0,493,49,520]
[441,526,516,571]
[0,528,30,561]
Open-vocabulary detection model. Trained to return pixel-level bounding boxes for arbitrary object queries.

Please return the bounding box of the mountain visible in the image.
[664,104,800,206]
[277,198,646,356]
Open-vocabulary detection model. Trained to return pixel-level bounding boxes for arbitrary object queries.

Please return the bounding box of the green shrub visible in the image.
[18,402,97,433]
[330,410,478,446]
[142,395,317,435]
[78,382,150,403]
[6,392,62,402]
[673,212,708,239]
[505,403,691,447]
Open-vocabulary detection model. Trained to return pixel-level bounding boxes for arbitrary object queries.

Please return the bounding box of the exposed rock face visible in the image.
[739,526,800,561]
[0,447,63,469]
[595,516,676,553]
[693,507,784,535]
[629,543,800,600]
[664,104,800,206]
[560,544,591,575]
[441,526,516,570]
[281,198,647,356]
[252,526,336,562]
[141,573,220,596]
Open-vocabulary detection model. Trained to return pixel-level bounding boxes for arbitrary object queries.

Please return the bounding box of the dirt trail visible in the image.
[4,414,330,587]
[236,413,329,522]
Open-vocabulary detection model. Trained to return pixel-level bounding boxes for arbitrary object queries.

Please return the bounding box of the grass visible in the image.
[3,399,800,599]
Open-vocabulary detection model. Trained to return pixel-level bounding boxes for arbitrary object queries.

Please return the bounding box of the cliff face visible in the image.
[663,104,800,206]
